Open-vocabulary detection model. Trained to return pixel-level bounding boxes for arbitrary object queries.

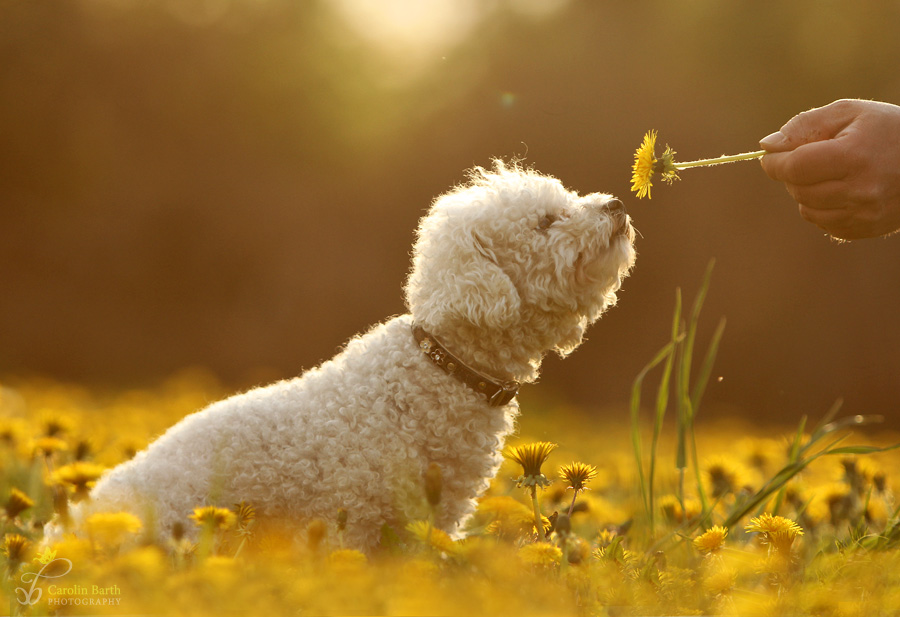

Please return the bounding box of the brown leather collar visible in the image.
[412,324,519,407]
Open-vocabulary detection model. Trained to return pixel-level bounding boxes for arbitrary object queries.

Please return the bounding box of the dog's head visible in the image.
[405,160,636,362]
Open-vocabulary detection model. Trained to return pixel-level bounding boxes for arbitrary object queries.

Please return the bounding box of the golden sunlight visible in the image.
[330,0,485,78]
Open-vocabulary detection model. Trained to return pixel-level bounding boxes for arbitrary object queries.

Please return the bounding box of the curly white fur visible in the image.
[45,161,636,552]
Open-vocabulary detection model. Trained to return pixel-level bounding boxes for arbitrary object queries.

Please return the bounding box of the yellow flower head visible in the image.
[189,506,237,531]
[503,441,557,489]
[328,548,368,573]
[234,501,256,530]
[31,436,68,458]
[3,533,31,564]
[85,512,143,547]
[745,513,803,553]
[704,455,749,499]
[702,565,737,596]
[52,461,106,498]
[406,520,459,555]
[517,541,562,568]
[39,411,75,438]
[559,461,599,493]
[693,525,728,554]
[631,129,658,199]
[658,494,701,524]
[4,487,35,519]
[631,130,681,199]
[478,496,546,540]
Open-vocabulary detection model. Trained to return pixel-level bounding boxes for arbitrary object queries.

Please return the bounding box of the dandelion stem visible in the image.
[530,486,546,542]
[674,150,766,170]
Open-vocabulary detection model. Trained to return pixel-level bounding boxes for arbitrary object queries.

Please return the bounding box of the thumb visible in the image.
[760,99,859,153]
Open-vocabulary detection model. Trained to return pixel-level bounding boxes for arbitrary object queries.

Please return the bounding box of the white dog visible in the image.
[46,161,636,552]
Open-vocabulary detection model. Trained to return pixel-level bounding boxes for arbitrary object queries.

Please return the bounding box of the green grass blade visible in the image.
[630,338,680,527]
[679,259,715,423]
[771,415,807,515]
[690,316,726,411]
[722,432,897,529]
[649,289,682,533]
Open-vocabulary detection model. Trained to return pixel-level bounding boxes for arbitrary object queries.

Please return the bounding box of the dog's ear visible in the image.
[406,230,521,330]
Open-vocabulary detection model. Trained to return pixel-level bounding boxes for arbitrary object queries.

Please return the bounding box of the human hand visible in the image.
[759,99,900,240]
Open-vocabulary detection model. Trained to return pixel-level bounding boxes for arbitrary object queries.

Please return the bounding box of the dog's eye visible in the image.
[537,214,558,231]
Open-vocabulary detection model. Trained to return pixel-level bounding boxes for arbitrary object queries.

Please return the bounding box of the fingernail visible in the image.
[759,131,786,151]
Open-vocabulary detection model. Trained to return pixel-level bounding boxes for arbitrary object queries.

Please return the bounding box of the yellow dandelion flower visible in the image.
[39,411,75,437]
[328,548,368,573]
[704,455,750,499]
[233,501,256,530]
[406,520,459,555]
[189,506,237,531]
[745,513,803,554]
[658,494,701,524]
[52,461,106,500]
[4,487,34,519]
[518,541,562,568]
[85,512,143,547]
[478,496,548,540]
[631,130,657,199]
[693,525,728,554]
[3,533,31,565]
[559,462,599,492]
[702,565,737,596]
[630,129,765,199]
[596,528,618,548]
[31,436,68,457]
[0,418,26,446]
[503,441,557,488]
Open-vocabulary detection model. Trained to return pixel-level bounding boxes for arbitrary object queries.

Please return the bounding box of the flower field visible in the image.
[2,368,900,617]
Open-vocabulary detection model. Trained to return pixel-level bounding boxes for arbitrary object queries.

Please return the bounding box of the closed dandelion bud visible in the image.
[555,513,571,537]
[74,439,93,461]
[424,462,442,507]
[336,508,348,532]
[307,519,327,552]
[172,522,185,542]
[5,488,34,520]
[52,486,69,520]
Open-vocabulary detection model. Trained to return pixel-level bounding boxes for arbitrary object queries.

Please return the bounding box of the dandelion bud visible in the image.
[307,518,327,552]
[52,486,69,522]
[424,462,442,507]
[874,471,887,493]
[555,513,571,537]
[74,439,93,461]
[172,522,185,542]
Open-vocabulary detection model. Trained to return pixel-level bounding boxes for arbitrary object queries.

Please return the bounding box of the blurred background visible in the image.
[3,0,900,426]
